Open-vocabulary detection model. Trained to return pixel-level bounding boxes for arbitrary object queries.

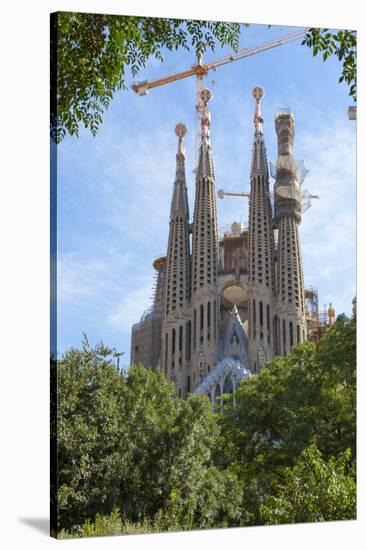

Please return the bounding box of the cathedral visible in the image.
[131,85,316,403]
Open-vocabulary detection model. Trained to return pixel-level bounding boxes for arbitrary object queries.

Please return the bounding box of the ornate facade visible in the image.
[131,86,309,400]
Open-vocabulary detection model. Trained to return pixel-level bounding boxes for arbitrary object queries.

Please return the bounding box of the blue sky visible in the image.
[57,22,356,367]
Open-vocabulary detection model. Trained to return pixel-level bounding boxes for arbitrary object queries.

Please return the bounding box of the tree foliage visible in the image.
[56,337,246,535]
[218,315,356,522]
[51,12,241,142]
[302,28,356,101]
[55,315,356,537]
[260,445,356,524]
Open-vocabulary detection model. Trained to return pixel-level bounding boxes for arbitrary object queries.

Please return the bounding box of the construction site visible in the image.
[305,287,337,344]
[129,27,341,400]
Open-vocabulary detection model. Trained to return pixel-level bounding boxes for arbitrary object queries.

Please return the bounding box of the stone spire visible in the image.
[247,86,276,371]
[274,110,306,355]
[196,88,215,181]
[170,123,190,220]
[152,256,167,314]
[164,123,191,316]
[191,88,219,389]
[161,124,192,398]
[251,86,269,178]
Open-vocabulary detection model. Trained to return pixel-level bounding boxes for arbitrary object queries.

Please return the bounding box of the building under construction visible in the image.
[305,287,336,344]
[131,85,334,401]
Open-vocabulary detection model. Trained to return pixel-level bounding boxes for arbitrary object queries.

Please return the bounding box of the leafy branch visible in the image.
[302,28,356,101]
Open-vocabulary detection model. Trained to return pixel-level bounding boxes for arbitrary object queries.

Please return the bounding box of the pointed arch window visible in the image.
[164,333,168,374]
[289,321,294,347]
[214,383,221,401]
[193,309,197,350]
[214,300,217,340]
[179,325,183,352]
[172,328,176,355]
[223,376,233,395]
[259,301,263,326]
[186,320,191,360]
[253,299,257,337]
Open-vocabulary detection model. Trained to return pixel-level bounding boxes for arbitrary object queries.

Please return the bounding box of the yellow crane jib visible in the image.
[131,28,308,96]
[218,189,250,199]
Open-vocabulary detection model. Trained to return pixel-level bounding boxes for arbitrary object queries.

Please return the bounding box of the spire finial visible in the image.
[252,85,264,135]
[175,123,187,159]
[175,123,187,139]
[171,123,189,218]
[200,88,213,145]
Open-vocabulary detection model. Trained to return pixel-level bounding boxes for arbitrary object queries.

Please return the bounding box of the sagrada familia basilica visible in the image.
[131,85,334,403]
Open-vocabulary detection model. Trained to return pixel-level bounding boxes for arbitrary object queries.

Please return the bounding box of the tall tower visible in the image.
[161,124,191,397]
[274,111,306,355]
[247,86,276,371]
[191,88,220,389]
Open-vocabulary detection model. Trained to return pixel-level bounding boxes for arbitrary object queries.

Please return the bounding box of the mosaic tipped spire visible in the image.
[170,123,189,220]
[247,85,276,369]
[191,86,219,387]
[175,122,187,161]
[253,85,264,136]
[251,86,269,177]
[197,88,215,180]
[192,87,218,295]
[164,123,191,318]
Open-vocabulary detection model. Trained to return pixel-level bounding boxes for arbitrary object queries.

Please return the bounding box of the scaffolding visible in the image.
[130,256,167,370]
[304,287,334,344]
[130,309,162,370]
[218,222,249,274]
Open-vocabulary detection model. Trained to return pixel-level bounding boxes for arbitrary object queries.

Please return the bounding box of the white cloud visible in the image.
[108,282,153,332]
[58,247,156,353]
[297,119,356,314]
[79,123,194,253]
[58,251,131,305]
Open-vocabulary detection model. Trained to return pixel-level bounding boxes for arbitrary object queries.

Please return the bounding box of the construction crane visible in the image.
[218,147,319,214]
[131,28,308,169]
[218,187,319,214]
[219,154,319,213]
[131,28,307,96]
[218,190,250,199]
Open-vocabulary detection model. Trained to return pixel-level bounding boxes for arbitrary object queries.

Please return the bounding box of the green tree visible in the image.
[56,337,184,531]
[154,397,248,530]
[56,336,245,535]
[302,28,356,101]
[56,338,128,531]
[260,445,356,524]
[219,315,356,521]
[55,313,356,536]
[314,314,356,458]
